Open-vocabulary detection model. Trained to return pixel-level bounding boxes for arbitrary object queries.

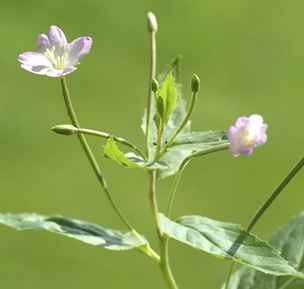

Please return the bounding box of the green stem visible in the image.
[145,29,157,156]
[246,156,304,232]
[160,237,180,289]
[277,278,295,289]
[166,143,229,218]
[60,77,133,231]
[148,170,179,289]
[145,13,178,289]
[166,166,185,218]
[148,170,162,238]
[224,156,304,289]
[223,263,235,289]
[165,89,198,149]
[65,126,145,158]
[156,121,165,157]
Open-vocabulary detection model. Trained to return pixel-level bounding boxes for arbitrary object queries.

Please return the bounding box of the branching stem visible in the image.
[224,157,304,289]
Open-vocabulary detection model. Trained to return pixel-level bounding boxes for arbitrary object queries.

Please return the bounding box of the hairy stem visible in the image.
[224,156,304,289]
[60,77,133,231]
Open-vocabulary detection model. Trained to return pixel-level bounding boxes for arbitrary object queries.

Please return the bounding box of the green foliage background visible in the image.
[0,0,303,288]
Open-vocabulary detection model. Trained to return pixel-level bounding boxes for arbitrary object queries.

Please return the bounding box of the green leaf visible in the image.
[0,213,147,251]
[125,152,168,170]
[158,131,229,179]
[172,130,228,145]
[156,72,177,124]
[142,56,188,160]
[224,212,304,289]
[159,213,304,278]
[104,138,166,170]
[104,138,139,168]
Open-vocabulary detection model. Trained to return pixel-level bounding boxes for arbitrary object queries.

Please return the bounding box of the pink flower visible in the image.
[228,114,268,157]
[17,26,92,77]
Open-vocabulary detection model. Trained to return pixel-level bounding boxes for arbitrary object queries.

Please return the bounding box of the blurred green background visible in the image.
[1,0,304,288]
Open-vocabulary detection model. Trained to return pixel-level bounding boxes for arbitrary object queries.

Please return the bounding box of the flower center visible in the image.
[44,47,67,70]
[243,130,255,147]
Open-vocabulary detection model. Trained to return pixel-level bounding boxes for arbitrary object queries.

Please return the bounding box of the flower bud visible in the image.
[147,12,158,33]
[52,124,78,135]
[151,78,159,93]
[191,74,200,93]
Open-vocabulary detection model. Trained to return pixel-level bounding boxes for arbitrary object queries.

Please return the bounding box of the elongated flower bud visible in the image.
[151,78,159,93]
[191,74,200,93]
[52,124,78,135]
[147,12,158,33]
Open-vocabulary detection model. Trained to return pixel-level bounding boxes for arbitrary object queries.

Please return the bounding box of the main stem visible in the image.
[148,170,179,289]
[60,77,133,231]
[160,237,180,289]
[145,14,179,288]
[224,156,304,289]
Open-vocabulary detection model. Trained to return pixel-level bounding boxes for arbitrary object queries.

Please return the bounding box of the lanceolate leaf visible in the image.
[172,130,227,145]
[104,138,139,168]
[158,131,229,179]
[104,138,166,170]
[0,213,147,251]
[141,57,229,174]
[156,72,177,124]
[224,212,304,289]
[159,214,304,278]
[141,56,189,160]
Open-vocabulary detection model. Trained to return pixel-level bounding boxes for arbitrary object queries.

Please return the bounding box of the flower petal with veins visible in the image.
[18,26,92,77]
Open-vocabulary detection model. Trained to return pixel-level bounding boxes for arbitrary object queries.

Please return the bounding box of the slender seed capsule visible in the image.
[191,74,200,93]
[147,12,158,33]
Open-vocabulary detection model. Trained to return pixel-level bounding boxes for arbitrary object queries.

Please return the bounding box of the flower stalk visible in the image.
[52,124,145,158]
[161,74,200,154]
[59,77,133,231]
[224,156,304,289]
[145,12,158,157]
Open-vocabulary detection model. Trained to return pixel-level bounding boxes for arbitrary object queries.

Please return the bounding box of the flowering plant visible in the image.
[1,12,304,289]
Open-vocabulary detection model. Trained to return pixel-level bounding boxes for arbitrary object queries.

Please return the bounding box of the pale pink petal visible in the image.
[242,147,254,156]
[67,37,92,66]
[37,34,50,52]
[45,69,64,78]
[20,64,51,75]
[228,114,268,157]
[18,52,52,68]
[235,117,249,128]
[62,66,77,76]
[48,25,67,55]
[249,114,264,125]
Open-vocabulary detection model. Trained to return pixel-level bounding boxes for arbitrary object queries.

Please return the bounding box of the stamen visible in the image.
[44,47,66,70]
